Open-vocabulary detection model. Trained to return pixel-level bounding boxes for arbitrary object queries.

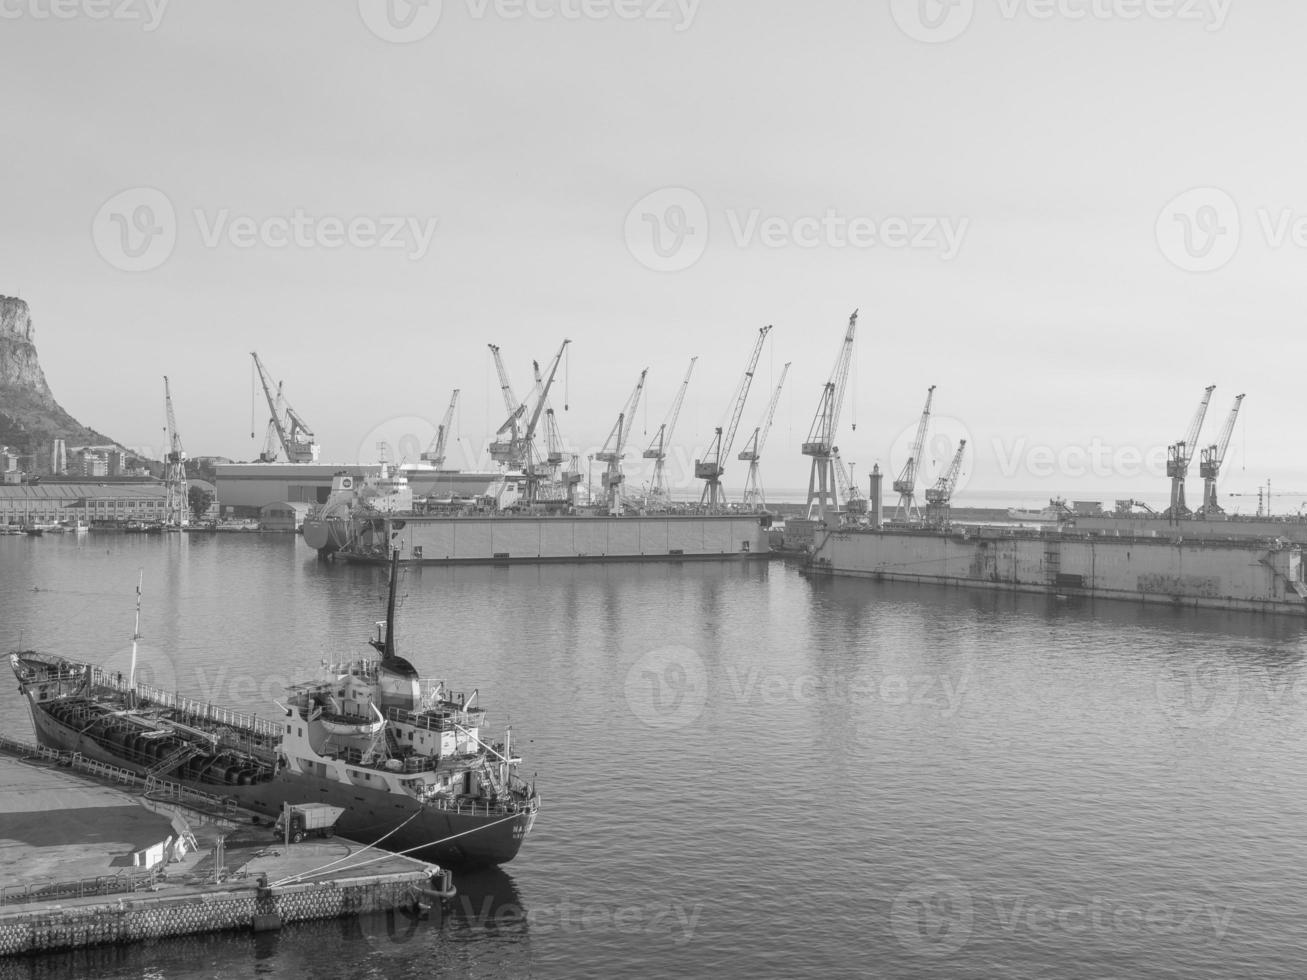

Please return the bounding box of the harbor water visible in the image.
[1,532,1306,979]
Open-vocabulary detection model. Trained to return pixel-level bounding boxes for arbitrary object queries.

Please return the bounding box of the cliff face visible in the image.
[0,296,119,472]
[0,297,55,405]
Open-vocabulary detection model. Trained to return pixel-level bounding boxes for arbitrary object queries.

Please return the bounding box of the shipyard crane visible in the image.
[488,344,528,468]
[251,352,320,463]
[596,369,648,514]
[832,449,867,521]
[162,376,188,528]
[696,326,772,507]
[1165,384,1216,519]
[1196,393,1245,518]
[802,311,859,523]
[892,385,936,523]
[530,359,581,505]
[518,340,572,508]
[739,362,791,511]
[924,440,967,526]
[643,356,697,506]
[420,389,460,468]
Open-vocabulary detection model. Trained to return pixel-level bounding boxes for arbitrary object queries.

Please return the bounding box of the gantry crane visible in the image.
[251,353,320,463]
[596,369,648,514]
[924,439,967,526]
[696,326,772,507]
[802,311,858,523]
[739,362,790,511]
[518,340,572,508]
[1197,393,1244,517]
[488,344,528,468]
[892,385,936,523]
[1165,384,1215,519]
[643,356,697,506]
[420,389,460,468]
[162,376,188,528]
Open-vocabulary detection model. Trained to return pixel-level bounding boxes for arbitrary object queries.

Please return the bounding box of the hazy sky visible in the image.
[5,0,1306,507]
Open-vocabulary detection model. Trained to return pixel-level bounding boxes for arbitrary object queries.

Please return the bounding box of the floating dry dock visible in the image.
[0,737,442,956]
[808,525,1307,615]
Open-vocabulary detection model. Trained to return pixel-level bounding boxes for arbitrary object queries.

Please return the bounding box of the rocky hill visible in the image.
[0,296,122,473]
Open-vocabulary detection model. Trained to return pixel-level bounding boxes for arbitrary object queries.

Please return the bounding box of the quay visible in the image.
[0,736,444,957]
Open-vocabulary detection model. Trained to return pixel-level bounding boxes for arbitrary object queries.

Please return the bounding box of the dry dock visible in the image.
[0,737,441,956]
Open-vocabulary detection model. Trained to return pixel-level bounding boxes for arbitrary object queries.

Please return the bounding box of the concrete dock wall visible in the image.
[809,528,1307,615]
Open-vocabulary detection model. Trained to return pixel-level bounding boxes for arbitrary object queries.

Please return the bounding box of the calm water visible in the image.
[1,532,1306,979]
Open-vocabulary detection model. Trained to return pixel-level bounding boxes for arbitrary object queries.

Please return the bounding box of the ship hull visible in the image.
[22,691,532,869]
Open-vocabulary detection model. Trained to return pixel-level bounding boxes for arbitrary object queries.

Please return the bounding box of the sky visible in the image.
[4,0,1307,509]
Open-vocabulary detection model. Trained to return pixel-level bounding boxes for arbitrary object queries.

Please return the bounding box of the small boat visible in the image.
[1007,498,1069,524]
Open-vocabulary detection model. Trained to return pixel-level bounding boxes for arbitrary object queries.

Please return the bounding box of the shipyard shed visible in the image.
[259,501,310,531]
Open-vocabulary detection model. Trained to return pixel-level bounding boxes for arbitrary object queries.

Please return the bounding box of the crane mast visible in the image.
[832,449,866,519]
[596,369,648,515]
[892,385,936,523]
[163,376,188,528]
[643,356,698,506]
[739,362,791,511]
[251,352,319,463]
[421,389,460,468]
[1165,384,1215,519]
[488,344,528,468]
[519,340,572,507]
[1197,393,1244,517]
[696,325,772,508]
[802,311,859,523]
[924,439,967,526]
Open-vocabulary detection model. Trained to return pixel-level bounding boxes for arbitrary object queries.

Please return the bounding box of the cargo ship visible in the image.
[9,554,539,868]
[302,472,773,564]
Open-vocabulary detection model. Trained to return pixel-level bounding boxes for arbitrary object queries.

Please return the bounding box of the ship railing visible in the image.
[424,795,537,817]
[1,867,162,907]
[385,705,487,733]
[93,670,282,740]
[0,734,144,787]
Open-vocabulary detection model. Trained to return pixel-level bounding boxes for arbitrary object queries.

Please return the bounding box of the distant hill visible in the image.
[0,296,126,474]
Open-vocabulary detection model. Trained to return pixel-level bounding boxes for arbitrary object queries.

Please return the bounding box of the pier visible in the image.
[0,737,443,956]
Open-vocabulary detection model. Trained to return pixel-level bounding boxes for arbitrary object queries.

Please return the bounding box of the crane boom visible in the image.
[251,352,319,463]
[892,385,936,523]
[1166,383,1216,518]
[925,440,967,526]
[421,389,460,467]
[696,325,772,507]
[739,362,791,511]
[488,344,529,467]
[163,376,188,527]
[519,340,572,506]
[803,310,860,522]
[642,357,697,506]
[596,369,649,514]
[1197,393,1245,517]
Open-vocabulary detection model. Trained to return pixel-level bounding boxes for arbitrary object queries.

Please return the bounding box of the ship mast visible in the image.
[370,548,401,660]
[128,569,143,703]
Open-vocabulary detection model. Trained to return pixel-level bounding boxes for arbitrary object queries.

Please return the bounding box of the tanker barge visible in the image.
[808,524,1307,616]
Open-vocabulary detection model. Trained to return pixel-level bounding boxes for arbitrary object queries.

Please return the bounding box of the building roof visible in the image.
[0,483,166,501]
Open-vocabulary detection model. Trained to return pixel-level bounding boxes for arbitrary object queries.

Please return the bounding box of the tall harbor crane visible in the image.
[892,385,936,523]
[832,449,866,520]
[1165,384,1215,519]
[696,326,772,507]
[802,311,858,523]
[643,356,697,506]
[739,362,791,511]
[420,389,460,468]
[518,340,571,507]
[530,359,582,505]
[163,376,188,528]
[1197,393,1244,517]
[596,369,648,514]
[924,439,967,526]
[251,352,319,463]
[488,344,528,468]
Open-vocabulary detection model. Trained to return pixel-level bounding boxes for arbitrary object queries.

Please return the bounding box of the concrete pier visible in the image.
[0,740,442,956]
